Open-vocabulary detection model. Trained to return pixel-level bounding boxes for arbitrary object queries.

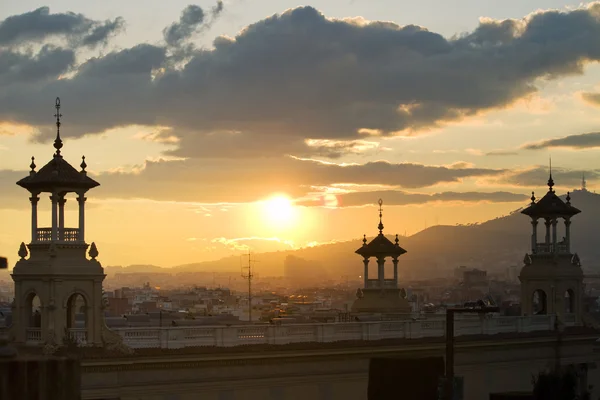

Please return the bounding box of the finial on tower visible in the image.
[395,234,399,246]
[80,156,87,173]
[547,156,554,192]
[377,198,384,234]
[362,234,367,246]
[29,157,36,175]
[530,191,535,205]
[566,191,571,205]
[53,97,63,158]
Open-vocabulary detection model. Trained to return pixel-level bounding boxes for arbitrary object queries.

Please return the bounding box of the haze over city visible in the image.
[3,1,600,267]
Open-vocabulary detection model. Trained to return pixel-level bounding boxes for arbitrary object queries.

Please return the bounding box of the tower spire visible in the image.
[53,97,63,158]
[547,156,554,192]
[582,172,587,191]
[377,198,384,234]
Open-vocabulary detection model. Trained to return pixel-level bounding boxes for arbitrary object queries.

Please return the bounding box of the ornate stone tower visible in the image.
[519,168,583,324]
[352,199,410,315]
[11,98,105,347]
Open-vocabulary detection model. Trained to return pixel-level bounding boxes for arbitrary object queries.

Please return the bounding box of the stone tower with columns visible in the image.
[351,199,410,315]
[519,168,583,324]
[10,98,106,347]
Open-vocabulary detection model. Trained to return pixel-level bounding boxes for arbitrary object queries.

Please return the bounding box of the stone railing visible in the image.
[112,314,568,349]
[35,228,80,242]
[535,243,568,254]
[68,328,88,345]
[26,328,42,343]
[365,279,397,289]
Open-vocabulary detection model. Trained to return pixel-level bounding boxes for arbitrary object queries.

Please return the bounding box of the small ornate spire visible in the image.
[18,242,28,260]
[53,97,63,158]
[395,234,399,246]
[80,156,87,173]
[547,156,554,192]
[362,234,367,246]
[89,242,99,260]
[530,191,535,204]
[377,198,384,234]
[29,156,36,175]
[566,191,571,205]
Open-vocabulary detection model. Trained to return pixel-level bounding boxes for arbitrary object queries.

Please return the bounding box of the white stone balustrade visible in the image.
[112,314,572,349]
[35,227,81,242]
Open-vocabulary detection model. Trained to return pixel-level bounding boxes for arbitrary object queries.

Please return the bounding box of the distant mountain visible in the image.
[116,189,600,278]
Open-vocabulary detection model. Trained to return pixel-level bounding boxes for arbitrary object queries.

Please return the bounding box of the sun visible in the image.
[262,195,297,228]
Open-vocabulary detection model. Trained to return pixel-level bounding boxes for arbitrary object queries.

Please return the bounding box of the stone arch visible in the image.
[532,289,547,315]
[564,289,575,314]
[64,291,91,345]
[23,290,43,343]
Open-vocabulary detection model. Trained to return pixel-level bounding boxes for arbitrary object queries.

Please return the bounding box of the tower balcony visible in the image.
[34,227,81,243]
[533,242,568,255]
[365,279,398,289]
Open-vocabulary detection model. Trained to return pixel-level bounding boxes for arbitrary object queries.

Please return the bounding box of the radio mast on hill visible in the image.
[241,251,257,323]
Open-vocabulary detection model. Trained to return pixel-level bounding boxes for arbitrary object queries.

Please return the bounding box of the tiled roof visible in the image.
[16,156,99,192]
[521,190,580,218]
[355,234,407,258]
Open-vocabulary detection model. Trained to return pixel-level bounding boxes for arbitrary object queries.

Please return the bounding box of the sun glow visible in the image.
[262,195,297,228]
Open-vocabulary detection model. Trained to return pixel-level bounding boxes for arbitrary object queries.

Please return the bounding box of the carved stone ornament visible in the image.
[523,254,532,265]
[89,242,99,259]
[355,288,364,299]
[48,243,57,258]
[101,325,134,355]
[18,242,28,260]
[571,253,581,267]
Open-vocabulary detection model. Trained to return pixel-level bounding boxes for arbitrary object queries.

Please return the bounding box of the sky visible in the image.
[1,1,600,267]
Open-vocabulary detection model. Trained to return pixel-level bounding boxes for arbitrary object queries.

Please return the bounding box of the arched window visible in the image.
[564,289,575,314]
[25,292,41,328]
[66,293,87,345]
[532,290,547,315]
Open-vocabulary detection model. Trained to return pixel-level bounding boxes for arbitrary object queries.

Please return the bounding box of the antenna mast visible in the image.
[241,251,257,323]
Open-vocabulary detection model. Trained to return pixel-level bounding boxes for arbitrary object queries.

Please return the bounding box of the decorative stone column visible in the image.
[29,194,39,242]
[565,218,571,254]
[552,218,558,253]
[363,258,369,288]
[544,219,551,246]
[50,193,59,241]
[377,257,385,288]
[58,196,66,240]
[531,219,538,253]
[77,193,86,242]
[392,257,399,287]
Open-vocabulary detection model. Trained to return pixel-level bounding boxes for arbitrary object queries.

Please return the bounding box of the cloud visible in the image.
[485,149,519,156]
[498,166,596,188]
[0,156,505,205]
[299,190,528,207]
[523,132,600,150]
[4,4,600,158]
[211,236,295,252]
[163,2,224,48]
[0,6,123,48]
[580,91,600,106]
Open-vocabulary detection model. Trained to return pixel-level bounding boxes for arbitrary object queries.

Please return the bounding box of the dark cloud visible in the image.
[299,190,528,207]
[523,132,600,150]
[0,46,75,85]
[0,157,504,205]
[0,6,123,49]
[581,92,600,105]
[3,4,600,158]
[164,5,206,47]
[500,166,597,188]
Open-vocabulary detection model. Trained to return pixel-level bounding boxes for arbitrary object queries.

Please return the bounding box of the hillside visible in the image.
[110,189,600,278]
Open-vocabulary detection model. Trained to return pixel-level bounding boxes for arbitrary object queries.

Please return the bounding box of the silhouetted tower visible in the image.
[11,98,106,347]
[241,252,256,323]
[352,199,410,315]
[582,173,587,191]
[519,166,583,324]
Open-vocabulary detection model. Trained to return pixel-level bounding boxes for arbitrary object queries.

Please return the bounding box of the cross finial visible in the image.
[547,156,554,192]
[377,198,384,234]
[53,97,63,157]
